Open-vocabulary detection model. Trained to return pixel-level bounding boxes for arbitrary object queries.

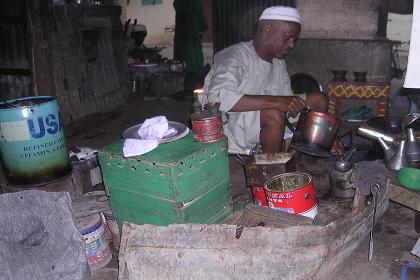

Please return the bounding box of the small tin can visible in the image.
[191,111,228,143]
[264,172,318,218]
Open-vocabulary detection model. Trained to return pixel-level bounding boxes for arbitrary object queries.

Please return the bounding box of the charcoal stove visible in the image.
[128,24,185,100]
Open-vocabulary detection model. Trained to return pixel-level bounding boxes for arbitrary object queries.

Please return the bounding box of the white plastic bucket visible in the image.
[78,213,112,271]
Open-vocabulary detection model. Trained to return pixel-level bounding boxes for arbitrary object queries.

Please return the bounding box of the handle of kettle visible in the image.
[285,106,311,119]
[221,111,229,125]
[284,113,296,133]
[285,106,310,133]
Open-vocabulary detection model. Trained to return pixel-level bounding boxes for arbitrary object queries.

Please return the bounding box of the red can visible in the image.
[263,172,318,218]
[191,113,224,143]
[251,184,268,207]
[191,111,229,143]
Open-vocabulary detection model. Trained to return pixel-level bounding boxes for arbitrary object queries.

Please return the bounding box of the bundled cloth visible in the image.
[69,146,97,162]
[354,160,396,195]
[123,116,175,157]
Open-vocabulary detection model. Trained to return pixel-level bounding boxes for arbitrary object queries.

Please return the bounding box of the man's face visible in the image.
[267,21,301,60]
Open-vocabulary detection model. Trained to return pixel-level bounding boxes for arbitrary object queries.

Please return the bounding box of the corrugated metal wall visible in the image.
[0,0,31,100]
[212,0,295,54]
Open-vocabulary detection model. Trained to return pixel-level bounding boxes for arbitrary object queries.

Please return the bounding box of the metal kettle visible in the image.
[406,128,420,162]
[375,128,418,170]
[357,113,420,146]
[330,147,357,198]
[385,140,408,171]
[377,137,395,161]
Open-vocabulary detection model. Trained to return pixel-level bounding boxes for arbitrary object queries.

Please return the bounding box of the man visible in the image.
[201,6,343,155]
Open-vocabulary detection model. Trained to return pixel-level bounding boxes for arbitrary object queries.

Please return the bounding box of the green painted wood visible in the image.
[107,178,232,226]
[98,133,233,226]
[100,133,223,165]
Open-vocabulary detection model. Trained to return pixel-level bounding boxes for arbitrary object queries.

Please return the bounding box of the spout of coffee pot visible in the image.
[343,146,357,162]
[357,126,395,143]
[385,139,408,171]
[406,128,420,161]
[401,113,420,135]
[378,137,395,161]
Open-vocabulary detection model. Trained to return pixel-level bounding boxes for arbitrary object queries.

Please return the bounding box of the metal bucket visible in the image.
[0,96,71,185]
[264,172,318,218]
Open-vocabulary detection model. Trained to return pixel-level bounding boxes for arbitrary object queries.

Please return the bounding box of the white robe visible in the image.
[201,40,294,154]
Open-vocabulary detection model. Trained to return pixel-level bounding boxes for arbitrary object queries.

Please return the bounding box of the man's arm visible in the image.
[230,94,307,117]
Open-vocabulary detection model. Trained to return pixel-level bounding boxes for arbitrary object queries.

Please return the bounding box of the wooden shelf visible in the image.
[389,181,420,211]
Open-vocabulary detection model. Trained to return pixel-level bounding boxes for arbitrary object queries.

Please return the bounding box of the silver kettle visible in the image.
[406,128,420,162]
[385,140,408,171]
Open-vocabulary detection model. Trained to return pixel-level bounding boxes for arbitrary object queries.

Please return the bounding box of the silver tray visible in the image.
[122,121,189,143]
[128,63,159,68]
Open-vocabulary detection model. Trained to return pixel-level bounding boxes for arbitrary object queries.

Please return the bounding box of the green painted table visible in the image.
[98,133,233,226]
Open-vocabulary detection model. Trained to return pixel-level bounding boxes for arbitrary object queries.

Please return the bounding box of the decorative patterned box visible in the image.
[327,82,390,118]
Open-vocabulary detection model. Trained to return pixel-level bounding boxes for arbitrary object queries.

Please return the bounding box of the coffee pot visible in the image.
[385,140,408,171]
[406,128,420,163]
[357,113,419,170]
[330,147,357,198]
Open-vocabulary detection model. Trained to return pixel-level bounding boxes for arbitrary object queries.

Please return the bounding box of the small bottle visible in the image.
[191,89,203,114]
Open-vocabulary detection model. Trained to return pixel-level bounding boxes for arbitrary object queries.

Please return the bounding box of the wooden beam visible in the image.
[25,0,55,97]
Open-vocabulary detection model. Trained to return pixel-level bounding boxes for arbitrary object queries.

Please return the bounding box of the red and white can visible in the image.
[263,172,318,218]
[251,184,268,207]
[191,111,229,143]
[191,113,224,143]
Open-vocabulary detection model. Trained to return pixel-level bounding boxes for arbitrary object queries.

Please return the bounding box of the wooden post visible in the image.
[25,0,55,97]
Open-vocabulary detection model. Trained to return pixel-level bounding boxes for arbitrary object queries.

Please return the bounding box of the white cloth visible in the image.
[138,116,175,140]
[259,6,301,24]
[201,40,294,155]
[123,139,158,157]
[123,116,175,157]
[404,0,420,88]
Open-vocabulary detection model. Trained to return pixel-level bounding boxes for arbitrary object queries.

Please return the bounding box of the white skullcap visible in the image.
[259,6,301,24]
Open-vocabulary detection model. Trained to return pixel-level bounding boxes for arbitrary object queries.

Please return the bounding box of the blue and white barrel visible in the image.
[0,96,71,185]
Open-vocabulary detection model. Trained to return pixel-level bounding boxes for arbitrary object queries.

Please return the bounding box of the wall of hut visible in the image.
[211,0,393,90]
[48,5,129,123]
[0,0,31,100]
[0,2,130,124]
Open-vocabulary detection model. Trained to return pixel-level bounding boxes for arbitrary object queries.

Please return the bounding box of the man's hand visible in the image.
[278,96,307,117]
[330,138,345,156]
